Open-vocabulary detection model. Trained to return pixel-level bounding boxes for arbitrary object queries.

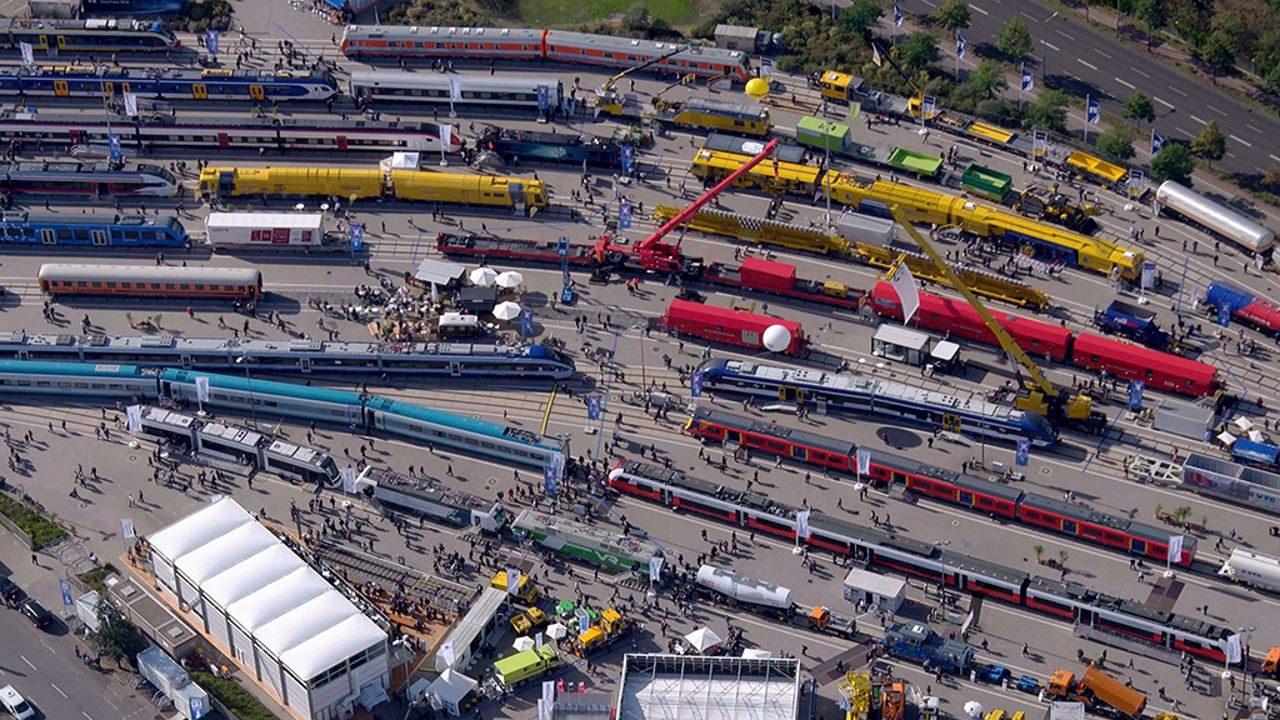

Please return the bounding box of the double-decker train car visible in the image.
[340,26,751,82]
[661,300,807,356]
[0,18,178,52]
[608,460,1232,661]
[0,111,463,154]
[37,263,262,300]
[0,161,178,197]
[696,357,1059,447]
[869,282,1219,398]
[349,72,564,114]
[0,66,337,101]
[683,405,1194,565]
[0,211,186,248]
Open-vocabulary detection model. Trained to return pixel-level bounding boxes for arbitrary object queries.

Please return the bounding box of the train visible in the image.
[0,161,179,197]
[37,264,263,300]
[684,405,1195,565]
[1182,451,1280,517]
[695,357,1060,447]
[339,26,752,82]
[0,66,339,101]
[0,360,570,470]
[0,111,464,154]
[473,127,627,169]
[1217,547,1280,593]
[348,72,565,115]
[660,299,807,355]
[1155,181,1275,258]
[1231,439,1280,471]
[136,405,341,486]
[608,460,1233,661]
[607,99,771,137]
[793,117,942,180]
[197,167,548,214]
[354,466,511,533]
[0,211,187,247]
[0,18,178,52]
[1202,281,1280,337]
[0,332,576,379]
[868,282,1221,398]
[510,508,662,574]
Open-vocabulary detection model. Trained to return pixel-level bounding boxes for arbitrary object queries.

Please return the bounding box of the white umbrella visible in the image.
[495,271,524,289]
[513,636,535,652]
[546,623,568,640]
[469,267,497,287]
[493,301,522,321]
[963,701,983,719]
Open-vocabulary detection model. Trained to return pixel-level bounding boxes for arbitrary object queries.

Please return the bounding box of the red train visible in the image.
[702,258,865,311]
[869,282,1219,397]
[683,406,1196,565]
[660,299,808,355]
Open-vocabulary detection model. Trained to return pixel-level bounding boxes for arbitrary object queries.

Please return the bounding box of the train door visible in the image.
[336,135,349,151]
[216,133,230,149]
[68,130,85,145]
[38,35,49,50]
[778,386,804,403]
[941,414,962,434]
[53,80,69,97]
[103,82,115,97]
[91,230,107,246]
[192,83,207,100]
[300,358,312,373]
[180,355,192,369]
[55,36,67,50]
[40,229,56,245]
[957,490,974,506]
[248,85,265,101]
[449,361,461,377]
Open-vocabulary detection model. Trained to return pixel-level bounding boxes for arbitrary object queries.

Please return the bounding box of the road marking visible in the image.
[1042,40,1061,52]
[1019,10,1036,20]
[20,655,35,670]
[1056,29,1076,40]
[82,713,95,720]
[968,3,989,15]
[1175,127,1193,137]
[1077,58,1098,70]
[50,683,67,698]
[1169,86,1188,97]
[1115,77,1135,89]
[1271,154,1280,163]
[1133,68,1151,78]
[919,0,935,6]
[1248,124,1263,134]
[1208,105,1228,116]
[1154,96,1175,109]
[1189,114,1207,125]
[1094,49,1112,59]
[1230,134,1253,147]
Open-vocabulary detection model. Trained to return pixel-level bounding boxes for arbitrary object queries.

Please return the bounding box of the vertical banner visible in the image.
[1128,381,1145,411]
[1226,633,1243,664]
[506,568,520,596]
[194,375,210,403]
[648,554,664,581]
[439,122,453,150]
[921,96,936,118]
[439,640,455,668]
[690,371,703,398]
[341,466,357,494]
[1020,66,1034,93]
[536,85,549,112]
[1151,130,1165,156]
[349,223,365,252]
[1015,439,1030,467]
[60,579,74,606]
[956,33,966,60]
[19,41,34,65]
[1167,534,1184,564]
[1086,96,1100,126]
[543,462,558,496]
[126,404,143,434]
[521,308,534,336]
[887,264,920,324]
[795,509,811,539]
[586,394,601,421]
[1141,261,1157,290]
[535,632,544,652]
[123,92,138,118]
[122,518,136,539]
[189,697,207,720]
[1218,304,1232,328]
[894,3,903,27]
[618,201,633,230]
[1032,130,1047,159]
[620,145,635,174]
[449,78,462,101]
[579,613,590,633]
[108,134,123,163]
[855,448,872,475]
[205,30,219,56]
[1127,169,1145,199]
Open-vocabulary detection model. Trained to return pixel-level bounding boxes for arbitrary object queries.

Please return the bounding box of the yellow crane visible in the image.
[890,210,1107,433]
[594,45,688,113]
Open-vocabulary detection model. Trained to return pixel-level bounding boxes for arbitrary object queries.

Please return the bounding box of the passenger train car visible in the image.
[0,161,178,197]
[339,26,751,82]
[0,360,569,470]
[0,212,187,248]
[0,111,464,154]
[683,406,1194,565]
[0,66,338,101]
[1156,181,1275,258]
[37,264,263,300]
[348,72,564,114]
[608,460,1233,661]
[695,357,1059,447]
[0,18,178,52]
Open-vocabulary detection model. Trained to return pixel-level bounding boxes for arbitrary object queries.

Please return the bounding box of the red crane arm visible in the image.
[637,138,779,254]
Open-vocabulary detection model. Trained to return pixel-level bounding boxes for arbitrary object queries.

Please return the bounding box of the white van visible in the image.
[0,685,34,720]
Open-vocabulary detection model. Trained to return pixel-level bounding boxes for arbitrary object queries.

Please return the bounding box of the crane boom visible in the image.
[597,46,688,98]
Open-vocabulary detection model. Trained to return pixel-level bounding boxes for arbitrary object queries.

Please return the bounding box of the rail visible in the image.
[311,539,476,618]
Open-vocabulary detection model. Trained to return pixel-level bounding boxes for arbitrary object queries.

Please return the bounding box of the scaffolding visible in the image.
[616,654,800,720]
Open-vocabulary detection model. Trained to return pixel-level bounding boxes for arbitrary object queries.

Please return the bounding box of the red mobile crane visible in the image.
[593,138,779,276]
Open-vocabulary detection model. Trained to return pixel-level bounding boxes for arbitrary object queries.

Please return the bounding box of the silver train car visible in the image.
[1155,180,1275,256]
[348,72,564,113]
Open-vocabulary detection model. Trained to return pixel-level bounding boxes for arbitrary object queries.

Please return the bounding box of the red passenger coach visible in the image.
[1069,333,1217,397]
[660,299,807,355]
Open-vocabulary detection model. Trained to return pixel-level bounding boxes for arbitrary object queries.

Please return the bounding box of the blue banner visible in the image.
[190,696,207,720]
[579,613,590,633]
[60,579,73,606]
[1015,439,1030,467]
[537,85,549,112]
[205,30,218,56]
[1151,130,1165,156]
[1128,380,1145,411]
[107,134,122,162]
[690,371,703,398]
[619,202,633,230]
[544,463,558,496]
[893,2,903,26]
[557,236,569,257]
[1218,304,1232,328]
[620,145,635,174]
[956,34,966,60]
[349,223,364,251]
[1086,96,1100,125]
[586,394,601,421]
[1020,67,1033,93]
[521,308,534,336]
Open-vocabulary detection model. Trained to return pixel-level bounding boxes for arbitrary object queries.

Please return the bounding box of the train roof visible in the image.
[10,65,332,83]
[370,396,558,449]
[1165,613,1232,640]
[1070,333,1218,386]
[482,127,613,149]
[0,17,172,34]
[939,550,1028,586]
[1156,180,1275,253]
[682,98,768,122]
[0,111,442,135]
[0,211,182,229]
[513,508,660,558]
[625,460,731,499]
[349,71,561,93]
[0,359,146,377]
[365,467,494,511]
[1,161,173,181]
[546,30,746,66]
[948,471,1025,503]
[37,264,260,284]
[1024,575,1096,602]
[690,406,855,456]
[702,134,803,164]
[161,369,364,405]
[343,25,545,44]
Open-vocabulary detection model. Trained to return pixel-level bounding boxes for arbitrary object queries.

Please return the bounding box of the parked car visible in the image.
[0,576,20,607]
[20,598,52,629]
[0,684,35,720]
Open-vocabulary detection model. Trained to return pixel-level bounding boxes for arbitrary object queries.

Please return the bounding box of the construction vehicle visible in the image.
[510,606,548,634]
[808,70,863,103]
[1046,666,1147,719]
[983,712,1026,720]
[883,623,975,676]
[1094,299,1170,349]
[891,213,1107,432]
[492,646,561,689]
[1012,188,1099,233]
[1263,646,1280,676]
[594,45,688,112]
[491,571,539,604]
[837,671,872,720]
[566,608,638,657]
[881,679,908,720]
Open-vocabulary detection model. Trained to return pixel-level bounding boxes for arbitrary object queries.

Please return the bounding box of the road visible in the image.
[889,0,1280,175]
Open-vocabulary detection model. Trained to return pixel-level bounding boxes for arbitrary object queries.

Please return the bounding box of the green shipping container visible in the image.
[796,116,850,154]
[886,147,943,178]
[960,164,1013,201]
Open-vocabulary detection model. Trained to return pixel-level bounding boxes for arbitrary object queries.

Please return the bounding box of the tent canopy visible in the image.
[429,668,478,705]
[684,627,722,652]
[415,259,467,287]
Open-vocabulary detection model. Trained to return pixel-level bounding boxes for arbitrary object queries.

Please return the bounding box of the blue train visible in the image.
[0,360,569,470]
[0,211,187,248]
[695,358,1058,447]
[0,66,339,101]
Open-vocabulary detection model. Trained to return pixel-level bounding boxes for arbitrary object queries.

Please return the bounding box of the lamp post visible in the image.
[631,322,648,391]
[1040,12,1061,79]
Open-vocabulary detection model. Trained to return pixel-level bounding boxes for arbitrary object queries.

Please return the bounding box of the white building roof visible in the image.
[148,499,387,685]
[618,654,800,720]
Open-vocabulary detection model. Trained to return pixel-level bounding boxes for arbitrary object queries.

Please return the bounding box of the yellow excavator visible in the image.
[594,45,688,115]
[890,210,1107,433]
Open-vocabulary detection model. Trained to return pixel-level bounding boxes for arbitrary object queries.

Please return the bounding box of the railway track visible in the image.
[312,537,476,617]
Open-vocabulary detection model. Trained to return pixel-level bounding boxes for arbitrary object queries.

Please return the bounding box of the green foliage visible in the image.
[995,14,1033,59]
[931,0,971,35]
[839,0,883,39]
[623,2,651,32]
[1024,90,1071,133]
[712,0,871,74]
[898,32,941,73]
[1150,143,1196,185]
[171,0,233,32]
[1122,92,1155,128]
[77,564,119,594]
[1201,33,1236,80]
[1191,120,1226,164]
[966,60,1007,99]
[973,98,1020,125]
[1095,127,1137,162]
[1132,0,1166,32]
[90,601,147,664]
[0,493,66,549]
[192,672,279,720]
[388,0,496,26]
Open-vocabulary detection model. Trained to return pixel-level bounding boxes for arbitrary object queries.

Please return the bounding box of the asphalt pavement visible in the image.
[888,0,1280,175]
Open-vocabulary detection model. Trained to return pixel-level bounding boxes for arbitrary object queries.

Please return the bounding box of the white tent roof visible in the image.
[226,567,332,633]
[149,498,252,563]
[256,593,358,658]
[201,544,305,609]
[741,648,772,659]
[683,627,722,653]
[174,522,277,585]
[429,669,478,705]
[279,614,389,681]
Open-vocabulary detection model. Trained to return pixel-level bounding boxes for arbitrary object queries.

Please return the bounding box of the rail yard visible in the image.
[0,6,1279,720]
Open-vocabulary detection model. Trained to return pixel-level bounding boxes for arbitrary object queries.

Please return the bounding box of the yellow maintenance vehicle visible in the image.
[491,571,539,604]
[510,606,548,635]
[566,608,639,658]
[892,212,1106,432]
[1012,188,1099,233]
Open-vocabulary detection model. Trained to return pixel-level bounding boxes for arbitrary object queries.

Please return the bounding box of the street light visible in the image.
[631,322,648,391]
[1040,12,1062,79]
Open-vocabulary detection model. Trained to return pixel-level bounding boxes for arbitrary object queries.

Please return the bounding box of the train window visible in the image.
[328,410,346,417]
[105,282,116,289]
[77,281,87,288]
[1131,539,1147,555]
[1062,520,1077,533]
[166,284,176,289]
[194,284,205,290]
[91,282,102,288]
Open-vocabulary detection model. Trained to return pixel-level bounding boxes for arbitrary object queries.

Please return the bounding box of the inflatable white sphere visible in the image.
[762,324,792,352]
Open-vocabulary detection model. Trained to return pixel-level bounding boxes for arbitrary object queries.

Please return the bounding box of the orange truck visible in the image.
[1047,666,1146,719]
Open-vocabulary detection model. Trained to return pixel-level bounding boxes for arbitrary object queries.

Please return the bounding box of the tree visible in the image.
[898,32,941,73]
[622,3,650,32]
[1034,544,1045,563]
[839,0,883,39]
[1150,143,1196,184]
[966,60,1007,99]
[1058,550,1070,566]
[1154,502,1164,519]
[1122,91,1155,129]
[1025,90,1070,133]
[1201,33,1236,84]
[931,0,971,36]
[91,601,146,666]
[1190,120,1226,167]
[996,14,1033,60]
[1132,0,1166,48]
[1096,127,1137,161]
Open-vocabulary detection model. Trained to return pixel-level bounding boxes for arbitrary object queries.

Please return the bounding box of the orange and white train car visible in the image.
[38,264,263,300]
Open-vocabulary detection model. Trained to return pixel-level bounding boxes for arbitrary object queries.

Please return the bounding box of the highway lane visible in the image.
[891,0,1280,175]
